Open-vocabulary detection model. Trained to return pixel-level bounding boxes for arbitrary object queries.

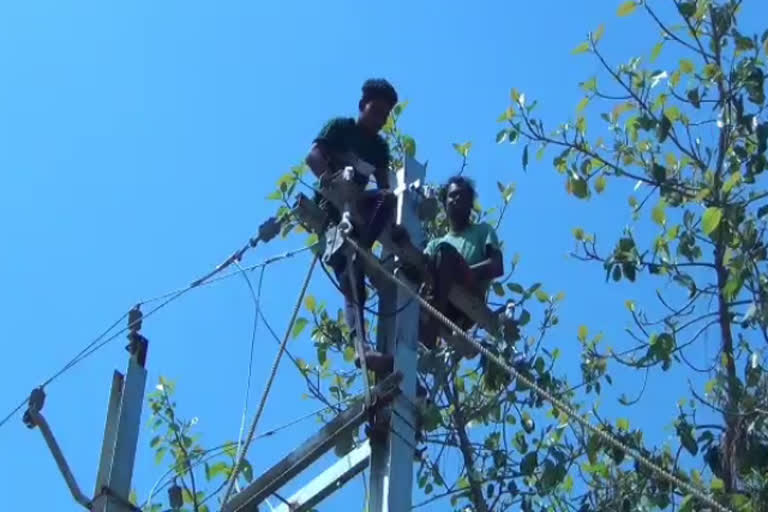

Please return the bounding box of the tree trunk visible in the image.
[448,383,490,512]
[715,242,740,493]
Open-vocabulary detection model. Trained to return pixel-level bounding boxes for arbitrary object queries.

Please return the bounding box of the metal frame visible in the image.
[367,156,425,512]
[223,372,402,512]
[273,440,372,512]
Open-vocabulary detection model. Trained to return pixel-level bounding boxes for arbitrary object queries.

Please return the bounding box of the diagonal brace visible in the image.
[223,372,402,512]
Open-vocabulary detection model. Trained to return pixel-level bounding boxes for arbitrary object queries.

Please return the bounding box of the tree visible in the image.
[500,0,768,509]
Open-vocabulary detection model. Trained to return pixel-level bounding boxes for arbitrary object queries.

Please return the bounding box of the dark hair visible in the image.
[361,78,398,109]
[440,175,477,205]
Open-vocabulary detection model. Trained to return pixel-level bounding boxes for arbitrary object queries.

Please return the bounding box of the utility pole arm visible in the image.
[23,387,92,510]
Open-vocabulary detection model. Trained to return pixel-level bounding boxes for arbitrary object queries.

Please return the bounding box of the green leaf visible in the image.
[679,496,694,512]
[343,346,355,363]
[305,295,317,313]
[518,310,531,326]
[240,459,253,483]
[617,418,630,431]
[522,144,529,171]
[507,283,524,294]
[535,289,549,303]
[587,434,600,464]
[496,129,508,143]
[677,422,698,455]
[150,436,162,449]
[291,317,309,339]
[567,176,589,199]
[652,200,667,226]
[492,282,505,297]
[453,142,472,158]
[154,447,167,465]
[520,452,538,476]
[652,163,667,182]
[593,24,605,43]
[595,175,606,194]
[617,1,637,16]
[402,135,416,158]
[657,115,671,142]
[677,1,696,18]
[680,59,694,74]
[612,101,635,122]
[711,477,725,492]
[650,41,663,62]
[578,325,588,342]
[223,443,238,458]
[208,461,230,479]
[702,207,723,236]
[572,42,590,55]
[687,88,701,108]
[266,190,282,201]
[573,227,585,240]
[576,97,590,114]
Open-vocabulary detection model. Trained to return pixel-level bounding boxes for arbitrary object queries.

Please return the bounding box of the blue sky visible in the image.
[2,1,767,511]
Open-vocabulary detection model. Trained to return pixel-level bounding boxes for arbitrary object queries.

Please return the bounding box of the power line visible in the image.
[234,262,266,478]
[138,245,315,306]
[0,244,317,434]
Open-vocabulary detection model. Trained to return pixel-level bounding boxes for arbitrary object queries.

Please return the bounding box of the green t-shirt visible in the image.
[424,222,501,293]
[313,117,390,186]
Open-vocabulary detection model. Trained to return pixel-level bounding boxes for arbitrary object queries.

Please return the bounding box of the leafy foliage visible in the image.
[140,377,250,512]
[498,0,768,510]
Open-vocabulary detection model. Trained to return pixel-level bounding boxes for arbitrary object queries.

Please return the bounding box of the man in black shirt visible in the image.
[305,78,398,373]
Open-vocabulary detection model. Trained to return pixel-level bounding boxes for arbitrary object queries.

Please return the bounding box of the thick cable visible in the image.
[222,253,319,504]
[344,236,731,512]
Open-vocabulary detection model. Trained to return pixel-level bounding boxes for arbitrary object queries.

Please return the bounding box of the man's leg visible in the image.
[420,243,477,349]
[356,190,396,247]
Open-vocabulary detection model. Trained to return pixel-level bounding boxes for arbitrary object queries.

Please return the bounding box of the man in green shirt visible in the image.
[305,78,398,373]
[419,176,504,350]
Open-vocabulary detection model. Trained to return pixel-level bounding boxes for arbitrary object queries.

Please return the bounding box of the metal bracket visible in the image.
[23,387,93,510]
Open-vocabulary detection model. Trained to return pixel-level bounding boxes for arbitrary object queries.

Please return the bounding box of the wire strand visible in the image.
[222,253,319,504]
[234,262,266,484]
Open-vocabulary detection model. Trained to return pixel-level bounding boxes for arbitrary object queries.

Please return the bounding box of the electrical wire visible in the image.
[222,253,319,504]
[0,244,316,434]
[138,245,315,306]
[234,262,266,487]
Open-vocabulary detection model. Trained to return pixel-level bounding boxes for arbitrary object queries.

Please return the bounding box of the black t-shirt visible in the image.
[313,117,391,221]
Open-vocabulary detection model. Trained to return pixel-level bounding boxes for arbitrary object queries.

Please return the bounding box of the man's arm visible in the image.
[305,143,332,179]
[468,225,504,281]
[468,246,504,281]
